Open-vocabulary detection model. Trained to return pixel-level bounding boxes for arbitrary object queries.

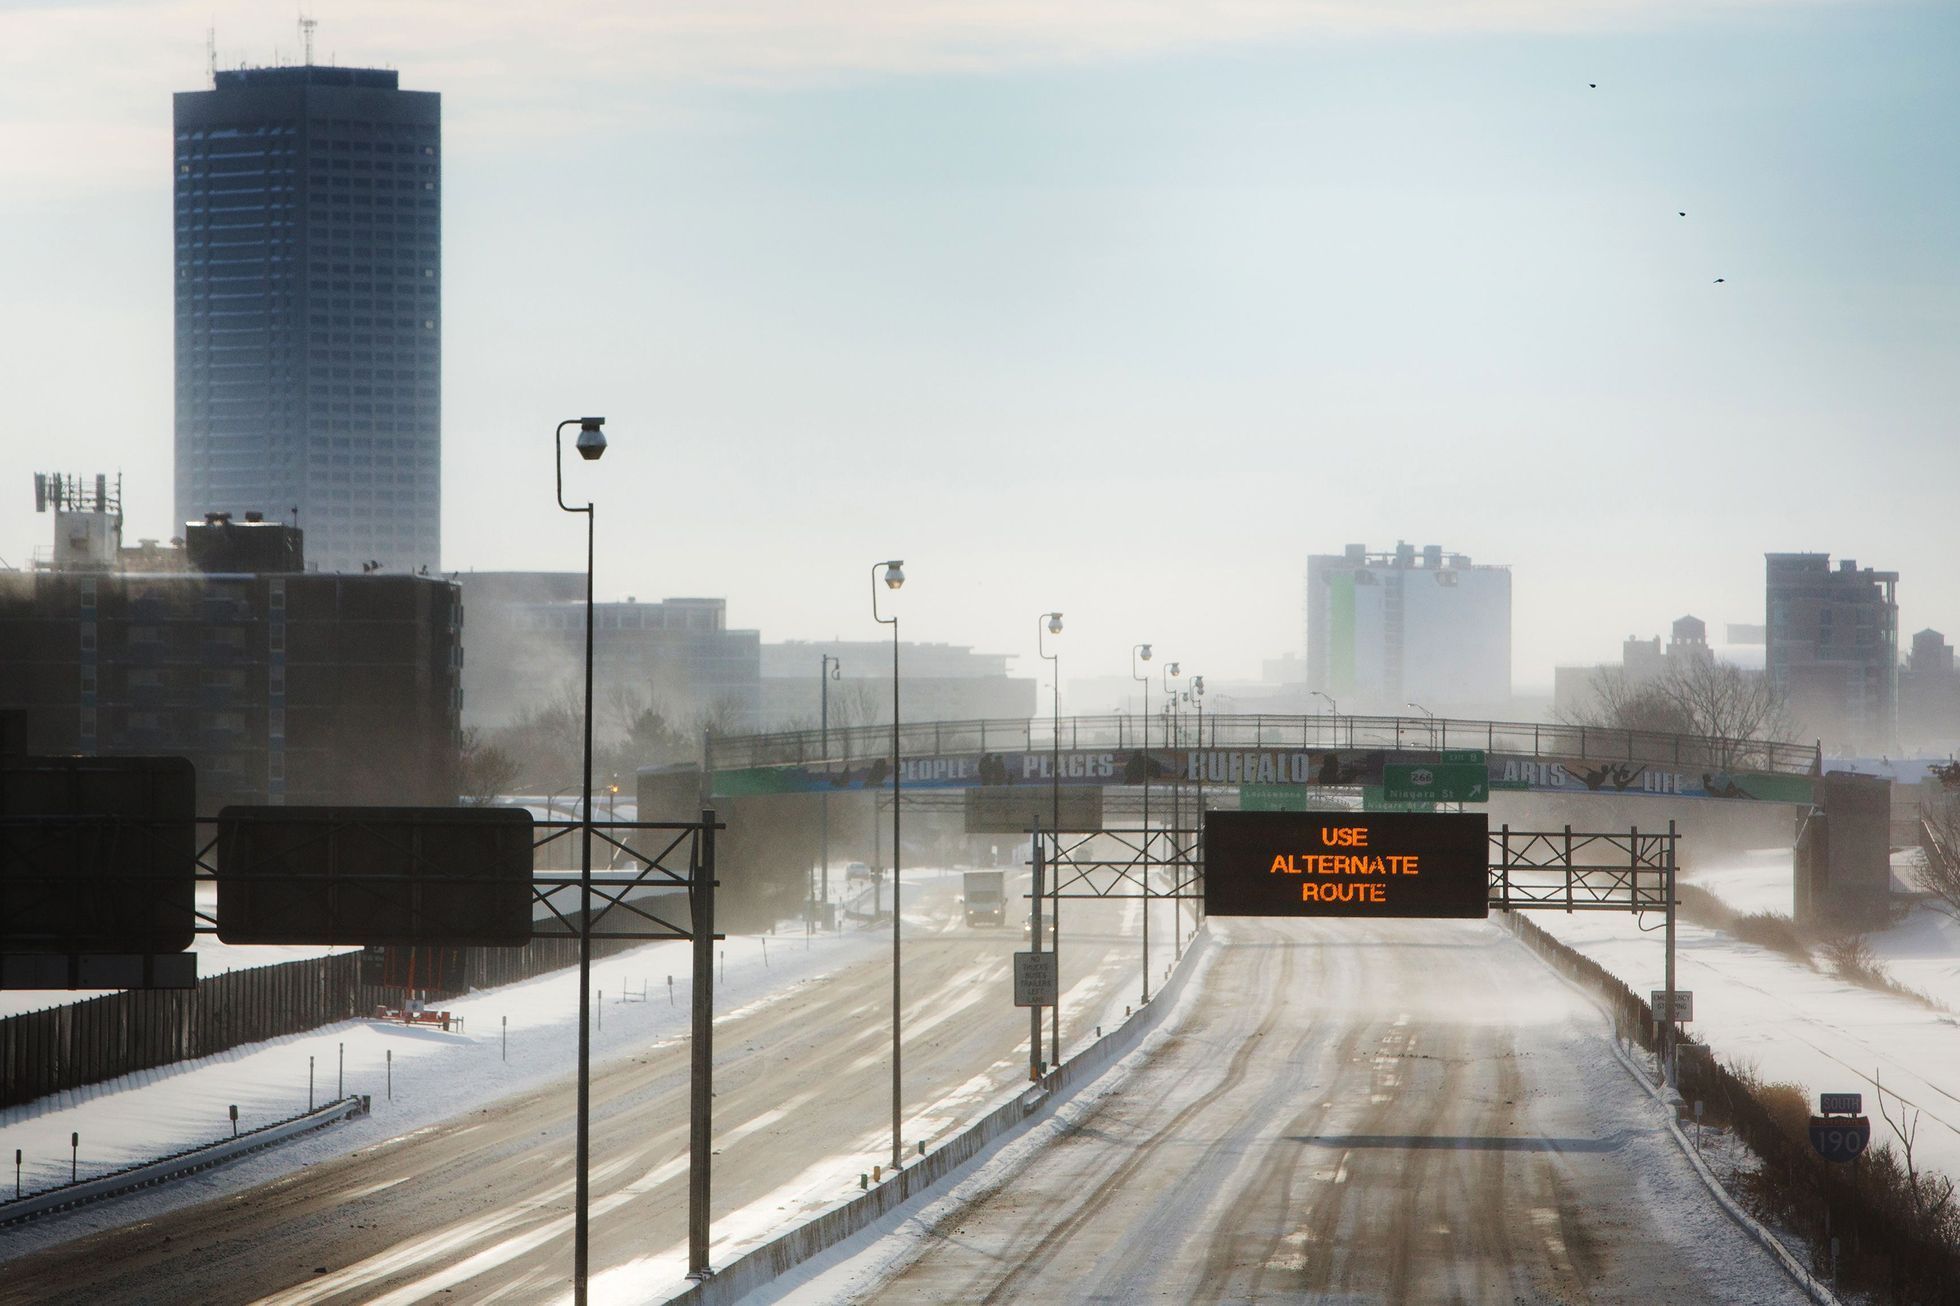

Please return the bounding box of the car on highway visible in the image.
[845,860,876,883]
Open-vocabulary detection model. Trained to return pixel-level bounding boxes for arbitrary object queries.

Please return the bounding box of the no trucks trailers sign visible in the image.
[1204,811,1490,919]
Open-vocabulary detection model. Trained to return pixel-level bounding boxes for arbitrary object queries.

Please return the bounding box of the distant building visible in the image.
[1552,614,1718,719]
[759,640,1033,729]
[1306,543,1511,716]
[1765,553,1898,752]
[174,63,442,575]
[457,573,760,731]
[1900,628,1960,751]
[1,484,461,811]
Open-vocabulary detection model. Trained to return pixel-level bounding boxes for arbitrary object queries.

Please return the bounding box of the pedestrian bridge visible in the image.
[703,713,1821,806]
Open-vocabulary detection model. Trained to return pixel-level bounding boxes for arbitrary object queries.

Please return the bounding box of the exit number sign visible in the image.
[1203,811,1490,919]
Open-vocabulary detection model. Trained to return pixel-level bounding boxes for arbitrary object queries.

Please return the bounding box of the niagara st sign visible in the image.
[1204,812,1490,919]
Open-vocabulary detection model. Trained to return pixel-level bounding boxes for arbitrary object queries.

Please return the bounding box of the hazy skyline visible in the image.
[3,0,1954,696]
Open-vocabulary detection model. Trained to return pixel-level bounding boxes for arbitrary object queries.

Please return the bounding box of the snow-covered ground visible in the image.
[1536,848,1960,1187]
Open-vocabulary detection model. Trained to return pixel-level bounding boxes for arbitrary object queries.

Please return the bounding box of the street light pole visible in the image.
[872,560,905,1172]
[1312,689,1339,748]
[819,655,840,927]
[1038,612,1063,1069]
[554,415,606,1306]
[1162,662,1181,958]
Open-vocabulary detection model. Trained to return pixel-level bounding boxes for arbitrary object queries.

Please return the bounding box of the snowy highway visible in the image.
[0,875,1168,1305]
[789,917,1813,1305]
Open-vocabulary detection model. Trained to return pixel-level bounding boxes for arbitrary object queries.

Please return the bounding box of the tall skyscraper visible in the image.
[1305,542,1512,715]
[174,64,440,575]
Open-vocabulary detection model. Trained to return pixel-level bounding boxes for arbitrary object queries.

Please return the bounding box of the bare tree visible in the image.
[488,679,583,789]
[1563,667,1695,735]
[1875,1071,1957,1229]
[603,682,652,742]
[1652,658,1795,761]
[1565,658,1793,767]
[828,680,884,730]
[456,727,521,805]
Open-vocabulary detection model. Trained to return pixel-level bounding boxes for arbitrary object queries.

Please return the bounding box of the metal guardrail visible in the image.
[0,1095,370,1225]
[709,713,1820,778]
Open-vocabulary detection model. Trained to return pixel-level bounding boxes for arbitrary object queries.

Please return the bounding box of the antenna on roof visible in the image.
[206,26,217,85]
[299,11,317,66]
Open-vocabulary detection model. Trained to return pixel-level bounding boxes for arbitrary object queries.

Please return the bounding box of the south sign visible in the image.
[1204,811,1490,919]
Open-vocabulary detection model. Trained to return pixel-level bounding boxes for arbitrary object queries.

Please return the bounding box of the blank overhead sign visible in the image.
[216,806,534,946]
[1,755,196,955]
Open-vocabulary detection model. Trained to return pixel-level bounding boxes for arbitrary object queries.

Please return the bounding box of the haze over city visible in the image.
[4,0,1955,690]
[8,5,1960,1304]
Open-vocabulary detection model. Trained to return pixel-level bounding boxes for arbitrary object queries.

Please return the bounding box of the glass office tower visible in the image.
[174,65,440,575]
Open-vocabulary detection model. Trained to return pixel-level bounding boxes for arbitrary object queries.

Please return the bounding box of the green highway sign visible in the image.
[1381,762,1488,804]
[1240,784,1309,812]
[1441,749,1486,765]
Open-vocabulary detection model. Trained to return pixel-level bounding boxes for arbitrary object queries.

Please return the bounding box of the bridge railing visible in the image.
[709,713,1821,777]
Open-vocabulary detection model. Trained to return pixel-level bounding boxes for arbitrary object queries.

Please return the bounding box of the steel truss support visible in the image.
[1486,824,1676,914]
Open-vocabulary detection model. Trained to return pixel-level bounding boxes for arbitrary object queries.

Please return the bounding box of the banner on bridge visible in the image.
[712,747,1812,806]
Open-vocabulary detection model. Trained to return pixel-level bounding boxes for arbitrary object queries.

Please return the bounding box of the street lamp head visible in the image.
[1192,675,1205,695]
[1167,662,1181,676]
[574,417,607,461]
[830,662,842,680]
[882,560,905,590]
[1139,644,1152,661]
[1046,613,1064,636]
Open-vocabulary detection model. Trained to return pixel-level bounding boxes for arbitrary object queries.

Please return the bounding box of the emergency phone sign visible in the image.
[1204,811,1490,919]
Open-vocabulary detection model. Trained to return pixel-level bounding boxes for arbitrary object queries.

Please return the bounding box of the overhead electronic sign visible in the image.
[1204,811,1489,919]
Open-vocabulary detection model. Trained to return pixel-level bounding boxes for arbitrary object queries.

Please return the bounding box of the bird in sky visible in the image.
[1713,278,1726,283]
[1588,82,1598,88]
[1678,211,1687,217]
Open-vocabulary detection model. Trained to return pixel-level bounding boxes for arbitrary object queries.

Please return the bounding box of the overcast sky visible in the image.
[2,0,1954,695]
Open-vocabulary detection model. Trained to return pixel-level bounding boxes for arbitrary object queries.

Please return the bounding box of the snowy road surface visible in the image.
[0,876,1182,1304]
[788,917,1813,1305]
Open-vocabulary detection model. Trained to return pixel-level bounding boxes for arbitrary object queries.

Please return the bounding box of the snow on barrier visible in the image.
[660,924,1217,1306]
[0,1094,370,1226]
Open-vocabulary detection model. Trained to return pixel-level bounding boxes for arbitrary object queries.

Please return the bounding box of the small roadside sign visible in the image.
[1820,1092,1863,1115]
[1650,990,1694,1022]
[1441,749,1486,765]
[1808,1115,1871,1164]
[1013,951,1057,1007]
[1382,762,1487,804]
